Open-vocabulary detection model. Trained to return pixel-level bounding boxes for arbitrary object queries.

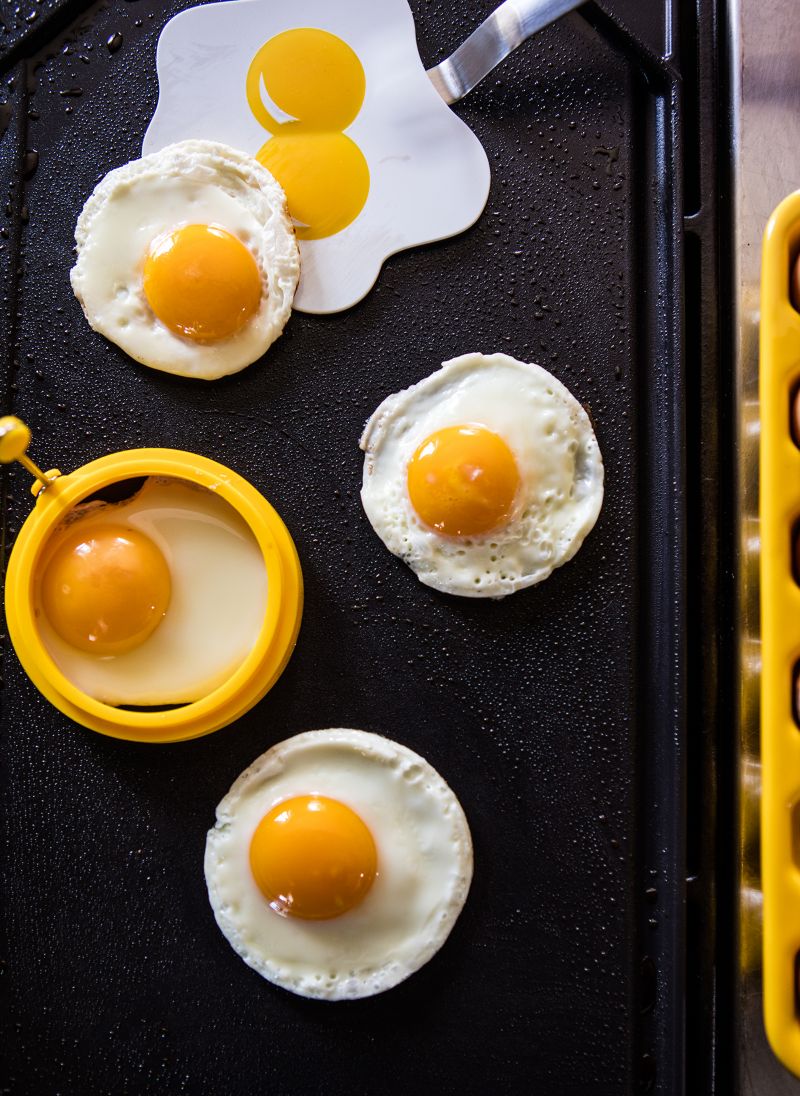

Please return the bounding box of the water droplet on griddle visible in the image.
[22,149,38,177]
[107,32,123,54]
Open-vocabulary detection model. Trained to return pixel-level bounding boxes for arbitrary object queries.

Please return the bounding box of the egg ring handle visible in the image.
[6,449,303,742]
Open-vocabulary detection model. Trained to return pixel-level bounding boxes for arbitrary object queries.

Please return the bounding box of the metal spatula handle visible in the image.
[427,0,585,104]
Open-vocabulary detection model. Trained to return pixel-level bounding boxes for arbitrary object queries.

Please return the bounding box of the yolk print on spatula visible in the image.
[144,0,490,314]
[247,28,370,241]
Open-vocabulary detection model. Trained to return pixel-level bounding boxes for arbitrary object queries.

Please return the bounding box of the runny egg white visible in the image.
[35,477,268,706]
[360,352,604,598]
[204,729,473,1000]
[70,140,299,380]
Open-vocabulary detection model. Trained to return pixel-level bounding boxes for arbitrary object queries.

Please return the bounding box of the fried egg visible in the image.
[205,729,473,1000]
[35,478,268,706]
[70,140,299,380]
[360,352,604,598]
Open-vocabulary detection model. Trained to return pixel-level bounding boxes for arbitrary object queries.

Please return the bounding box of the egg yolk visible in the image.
[406,424,520,536]
[142,224,262,342]
[249,795,377,920]
[40,523,171,656]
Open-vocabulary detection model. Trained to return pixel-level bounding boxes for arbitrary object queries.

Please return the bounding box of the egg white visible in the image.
[70,140,299,380]
[360,352,604,598]
[35,478,268,706]
[205,729,473,1000]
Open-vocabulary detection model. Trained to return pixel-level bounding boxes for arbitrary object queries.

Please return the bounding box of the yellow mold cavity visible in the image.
[760,189,800,1077]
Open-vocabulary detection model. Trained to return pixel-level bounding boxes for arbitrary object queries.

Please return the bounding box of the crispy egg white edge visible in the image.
[359,352,605,599]
[204,728,474,1001]
[70,139,300,380]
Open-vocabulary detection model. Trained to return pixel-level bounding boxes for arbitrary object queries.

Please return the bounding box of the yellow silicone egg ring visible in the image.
[5,449,303,743]
[759,190,800,1077]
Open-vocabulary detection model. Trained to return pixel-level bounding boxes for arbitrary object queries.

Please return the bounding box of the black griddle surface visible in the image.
[0,2,688,1093]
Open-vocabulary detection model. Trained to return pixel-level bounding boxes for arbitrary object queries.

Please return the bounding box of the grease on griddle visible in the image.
[593,146,619,176]
[22,149,38,178]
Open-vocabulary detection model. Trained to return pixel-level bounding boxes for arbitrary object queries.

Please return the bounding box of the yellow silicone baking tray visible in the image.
[759,189,800,1078]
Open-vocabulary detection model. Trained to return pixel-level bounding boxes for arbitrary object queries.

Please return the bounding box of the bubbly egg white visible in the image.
[205,729,473,1000]
[360,352,604,598]
[70,140,299,379]
[36,478,268,706]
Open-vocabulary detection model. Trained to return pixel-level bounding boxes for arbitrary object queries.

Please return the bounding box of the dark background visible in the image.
[0,1,726,1093]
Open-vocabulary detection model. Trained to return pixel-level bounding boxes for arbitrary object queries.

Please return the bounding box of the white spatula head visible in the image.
[143,0,491,314]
